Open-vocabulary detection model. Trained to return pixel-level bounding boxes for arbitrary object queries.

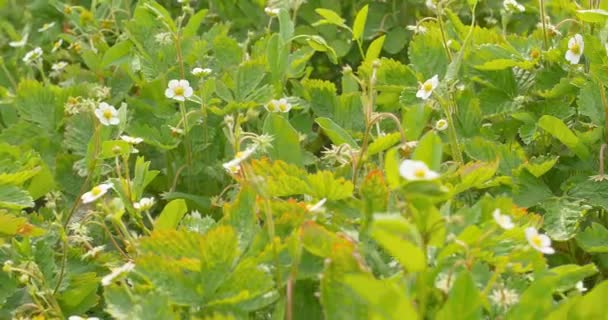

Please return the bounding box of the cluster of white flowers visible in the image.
[265,98,292,113]
[264,7,280,16]
[406,25,427,35]
[503,0,525,13]
[489,286,520,309]
[191,67,212,77]
[492,208,554,254]
[22,47,43,65]
[133,197,155,211]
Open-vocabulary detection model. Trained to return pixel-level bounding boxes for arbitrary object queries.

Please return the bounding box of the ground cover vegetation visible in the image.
[2,0,608,319]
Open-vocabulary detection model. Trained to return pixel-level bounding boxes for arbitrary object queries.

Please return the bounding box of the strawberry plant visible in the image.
[2,0,608,319]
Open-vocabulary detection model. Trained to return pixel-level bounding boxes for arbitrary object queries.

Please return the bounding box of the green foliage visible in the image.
[1,0,607,318]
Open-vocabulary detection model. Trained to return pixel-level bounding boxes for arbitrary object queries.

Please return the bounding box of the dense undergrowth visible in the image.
[2,0,608,319]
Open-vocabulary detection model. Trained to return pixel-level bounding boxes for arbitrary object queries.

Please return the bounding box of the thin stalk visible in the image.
[539,0,548,50]
[436,3,452,62]
[444,99,463,164]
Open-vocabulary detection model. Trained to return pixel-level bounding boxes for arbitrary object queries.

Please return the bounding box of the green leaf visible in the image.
[306,171,354,200]
[385,147,401,190]
[452,161,498,194]
[371,214,425,272]
[576,9,608,23]
[412,131,442,171]
[538,115,590,160]
[366,132,401,158]
[436,271,482,320]
[101,41,133,68]
[155,199,188,230]
[183,9,208,38]
[524,156,558,178]
[577,80,605,126]
[546,280,608,319]
[100,140,132,159]
[278,9,294,42]
[222,185,258,249]
[352,5,368,41]
[0,185,34,209]
[0,212,27,236]
[58,272,99,315]
[549,264,598,292]
[315,117,357,147]
[506,276,558,320]
[364,35,385,65]
[263,114,303,166]
[576,222,608,253]
[343,274,419,320]
[542,197,584,241]
[314,8,346,28]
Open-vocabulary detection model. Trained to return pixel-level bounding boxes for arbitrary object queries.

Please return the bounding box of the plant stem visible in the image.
[436,3,452,62]
[539,0,549,50]
[444,100,463,164]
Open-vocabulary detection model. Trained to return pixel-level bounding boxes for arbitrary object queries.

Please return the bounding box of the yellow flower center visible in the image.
[103,110,113,120]
[91,186,102,196]
[531,235,543,248]
[414,168,427,178]
[278,103,287,112]
[423,82,433,92]
[235,151,244,159]
[570,43,580,55]
[174,86,185,96]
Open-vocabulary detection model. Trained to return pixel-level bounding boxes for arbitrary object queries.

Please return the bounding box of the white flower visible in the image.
[575,281,587,292]
[120,135,143,144]
[223,146,257,174]
[133,197,155,211]
[426,0,437,11]
[307,198,327,212]
[94,102,120,126]
[416,75,439,100]
[51,61,68,71]
[525,227,555,254]
[169,125,184,136]
[565,34,584,65]
[399,159,440,181]
[191,67,212,77]
[435,119,448,131]
[101,261,135,286]
[81,183,113,204]
[406,25,427,35]
[81,245,105,260]
[22,47,43,64]
[68,316,100,320]
[503,0,525,13]
[492,209,514,230]
[51,39,63,53]
[489,287,519,309]
[265,7,280,16]
[154,32,173,45]
[38,22,56,32]
[9,34,28,47]
[265,98,292,113]
[435,273,454,294]
[165,79,193,101]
